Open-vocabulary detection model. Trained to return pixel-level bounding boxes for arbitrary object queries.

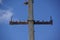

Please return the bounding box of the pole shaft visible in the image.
[28,0,33,20]
[28,0,34,40]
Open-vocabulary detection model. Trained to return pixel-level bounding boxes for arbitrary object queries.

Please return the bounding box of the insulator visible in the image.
[24,2,28,5]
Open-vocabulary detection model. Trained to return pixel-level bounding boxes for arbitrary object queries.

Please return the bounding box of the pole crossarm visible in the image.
[9,20,53,25]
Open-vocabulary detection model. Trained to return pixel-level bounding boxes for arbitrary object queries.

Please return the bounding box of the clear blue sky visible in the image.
[0,0,60,40]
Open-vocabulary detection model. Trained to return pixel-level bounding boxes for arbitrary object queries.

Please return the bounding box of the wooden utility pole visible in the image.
[9,0,53,40]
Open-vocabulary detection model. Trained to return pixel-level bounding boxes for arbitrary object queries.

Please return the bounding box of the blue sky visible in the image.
[0,0,60,40]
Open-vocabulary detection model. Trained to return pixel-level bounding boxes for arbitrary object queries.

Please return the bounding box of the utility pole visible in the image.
[9,0,53,40]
